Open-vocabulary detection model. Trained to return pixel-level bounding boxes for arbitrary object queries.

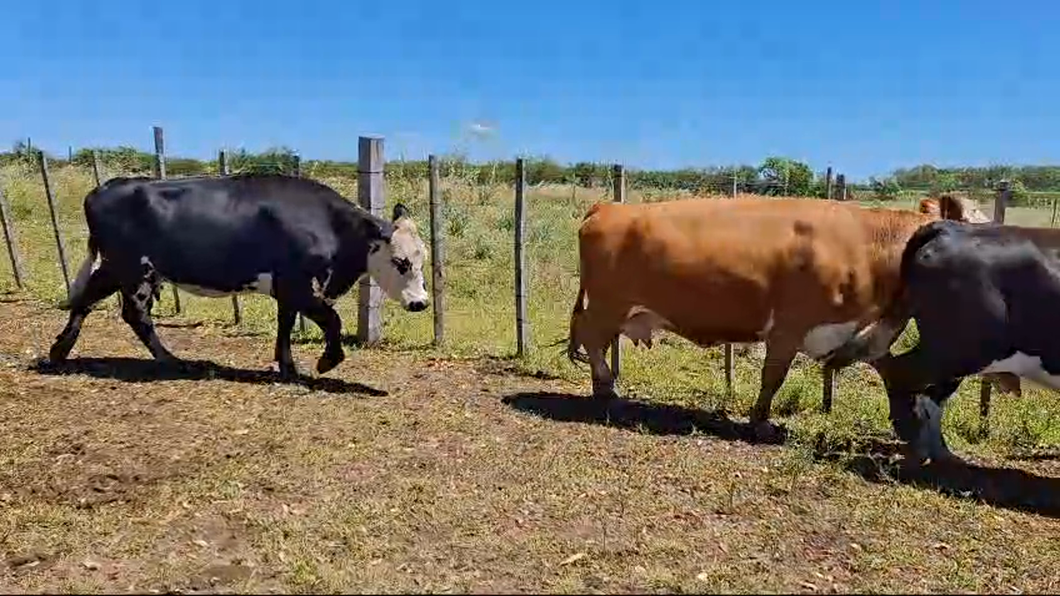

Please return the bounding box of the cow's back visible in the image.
[84,174,359,289]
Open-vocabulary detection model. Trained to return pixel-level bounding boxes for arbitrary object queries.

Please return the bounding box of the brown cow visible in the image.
[565,193,993,436]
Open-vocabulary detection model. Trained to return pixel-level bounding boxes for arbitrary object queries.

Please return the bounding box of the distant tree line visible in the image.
[3,141,1058,205]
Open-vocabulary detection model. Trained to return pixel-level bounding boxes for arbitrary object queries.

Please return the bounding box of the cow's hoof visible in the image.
[316,350,345,375]
[749,419,781,443]
[591,384,618,401]
[924,451,965,470]
[48,341,72,364]
[277,363,301,382]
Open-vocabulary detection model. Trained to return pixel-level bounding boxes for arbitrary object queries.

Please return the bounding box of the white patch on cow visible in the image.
[247,273,274,296]
[61,250,101,309]
[620,306,672,348]
[758,309,775,339]
[312,268,334,305]
[801,321,860,359]
[980,352,1060,391]
[174,273,275,298]
[366,217,430,310]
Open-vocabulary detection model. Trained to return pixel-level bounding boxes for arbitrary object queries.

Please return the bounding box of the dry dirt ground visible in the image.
[1,297,1060,594]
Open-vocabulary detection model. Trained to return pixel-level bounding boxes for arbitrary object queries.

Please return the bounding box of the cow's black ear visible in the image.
[392,203,410,222]
[365,216,393,243]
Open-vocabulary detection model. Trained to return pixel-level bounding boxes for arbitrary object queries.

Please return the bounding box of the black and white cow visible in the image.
[48,173,430,379]
[827,218,1060,465]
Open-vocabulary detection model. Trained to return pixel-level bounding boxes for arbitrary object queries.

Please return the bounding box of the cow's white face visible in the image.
[367,203,430,312]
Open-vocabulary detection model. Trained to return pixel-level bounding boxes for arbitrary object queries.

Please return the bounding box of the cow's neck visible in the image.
[326,208,380,297]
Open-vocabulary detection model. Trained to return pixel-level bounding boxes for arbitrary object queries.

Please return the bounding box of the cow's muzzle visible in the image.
[407,299,428,312]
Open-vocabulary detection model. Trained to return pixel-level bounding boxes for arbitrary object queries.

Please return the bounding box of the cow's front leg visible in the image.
[301,297,344,374]
[274,301,300,380]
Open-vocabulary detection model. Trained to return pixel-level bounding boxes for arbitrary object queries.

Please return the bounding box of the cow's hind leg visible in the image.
[748,334,801,439]
[49,264,121,362]
[872,349,973,466]
[120,283,177,364]
[568,295,625,399]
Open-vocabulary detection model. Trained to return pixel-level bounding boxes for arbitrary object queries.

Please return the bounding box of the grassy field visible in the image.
[1,161,1059,593]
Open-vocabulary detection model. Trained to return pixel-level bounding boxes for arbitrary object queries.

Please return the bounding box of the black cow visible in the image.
[48,173,430,379]
[827,218,1060,465]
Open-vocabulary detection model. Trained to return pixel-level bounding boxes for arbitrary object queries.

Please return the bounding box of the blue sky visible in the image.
[1,0,1056,181]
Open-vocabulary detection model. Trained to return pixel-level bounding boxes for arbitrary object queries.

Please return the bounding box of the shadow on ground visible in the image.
[500,390,789,445]
[30,356,388,396]
[502,391,1060,519]
[815,438,1060,519]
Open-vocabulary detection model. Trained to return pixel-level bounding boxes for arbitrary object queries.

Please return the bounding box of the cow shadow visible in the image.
[502,392,1060,518]
[30,357,388,397]
[814,438,1060,519]
[499,390,790,445]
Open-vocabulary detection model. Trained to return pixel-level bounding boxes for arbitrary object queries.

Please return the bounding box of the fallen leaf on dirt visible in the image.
[559,552,587,566]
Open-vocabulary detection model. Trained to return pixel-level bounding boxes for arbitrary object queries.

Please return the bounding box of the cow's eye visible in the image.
[392,257,410,275]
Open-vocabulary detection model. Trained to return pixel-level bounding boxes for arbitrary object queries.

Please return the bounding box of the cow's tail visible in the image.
[560,284,591,365]
[824,221,947,369]
[59,235,100,311]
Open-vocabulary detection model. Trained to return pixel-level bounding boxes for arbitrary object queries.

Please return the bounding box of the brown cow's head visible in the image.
[917,194,991,223]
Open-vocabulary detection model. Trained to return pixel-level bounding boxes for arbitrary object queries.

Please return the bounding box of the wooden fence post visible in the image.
[0,186,25,289]
[721,176,737,401]
[979,180,1011,430]
[821,169,841,413]
[514,157,529,357]
[292,154,307,335]
[428,154,446,347]
[357,136,385,346]
[610,164,625,379]
[217,149,242,326]
[38,151,71,297]
[91,150,103,187]
[822,357,837,413]
[153,126,181,315]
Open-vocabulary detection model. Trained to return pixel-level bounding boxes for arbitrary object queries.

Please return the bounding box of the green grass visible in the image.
[2,160,1060,461]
